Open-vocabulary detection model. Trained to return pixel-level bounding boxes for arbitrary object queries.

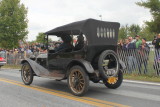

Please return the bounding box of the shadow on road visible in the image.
[31,78,119,97]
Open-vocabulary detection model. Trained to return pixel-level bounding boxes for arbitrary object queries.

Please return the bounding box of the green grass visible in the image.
[124,74,160,82]
[1,64,21,69]
[121,50,160,82]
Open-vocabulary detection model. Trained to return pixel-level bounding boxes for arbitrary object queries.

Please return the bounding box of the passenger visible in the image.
[74,34,85,51]
[54,42,61,50]
[55,35,73,52]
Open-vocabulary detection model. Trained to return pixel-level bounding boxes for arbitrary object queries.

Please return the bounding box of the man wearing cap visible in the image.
[135,35,142,49]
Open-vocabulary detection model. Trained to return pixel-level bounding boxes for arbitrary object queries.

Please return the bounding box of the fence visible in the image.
[0,51,39,65]
[118,48,160,76]
[0,48,160,76]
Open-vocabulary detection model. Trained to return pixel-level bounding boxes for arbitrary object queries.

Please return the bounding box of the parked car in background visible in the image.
[0,57,6,68]
[146,41,154,51]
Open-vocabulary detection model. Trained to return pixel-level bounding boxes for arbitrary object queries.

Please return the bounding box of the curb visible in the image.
[124,79,160,86]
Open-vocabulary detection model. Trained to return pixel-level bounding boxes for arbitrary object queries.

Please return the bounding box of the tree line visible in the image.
[0,0,160,49]
[119,0,160,41]
[118,24,155,41]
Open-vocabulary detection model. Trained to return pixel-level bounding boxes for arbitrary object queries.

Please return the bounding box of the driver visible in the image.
[74,34,84,51]
[55,35,73,52]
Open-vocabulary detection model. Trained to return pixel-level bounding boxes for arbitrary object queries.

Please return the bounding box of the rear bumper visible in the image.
[0,62,6,66]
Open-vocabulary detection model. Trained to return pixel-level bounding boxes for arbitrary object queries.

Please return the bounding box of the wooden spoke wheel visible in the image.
[21,62,33,85]
[68,66,89,96]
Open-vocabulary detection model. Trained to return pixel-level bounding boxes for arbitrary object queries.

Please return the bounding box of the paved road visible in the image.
[0,69,160,107]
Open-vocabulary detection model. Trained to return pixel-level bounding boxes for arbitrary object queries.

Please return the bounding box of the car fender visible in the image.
[21,58,50,77]
[119,59,126,70]
[67,59,94,73]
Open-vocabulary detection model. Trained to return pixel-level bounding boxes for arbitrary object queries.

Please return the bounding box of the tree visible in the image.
[118,25,129,40]
[0,0,28,49]
[136,0,160,34]
[36,32,45,43]
[128,24,141,36]
[139,25,155,41]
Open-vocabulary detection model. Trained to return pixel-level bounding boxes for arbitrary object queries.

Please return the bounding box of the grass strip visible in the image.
[124,74,160,83]
[1,64,21,69]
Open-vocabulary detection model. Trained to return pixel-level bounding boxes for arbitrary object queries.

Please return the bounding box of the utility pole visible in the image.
[99,15,102,21]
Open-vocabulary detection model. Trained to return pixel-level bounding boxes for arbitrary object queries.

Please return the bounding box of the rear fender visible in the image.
[119,60,126,70]
[67,60,94,74]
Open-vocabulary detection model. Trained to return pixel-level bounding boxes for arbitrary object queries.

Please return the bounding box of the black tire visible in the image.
[67,65,89,96]
[98,50,120,79]
[103,70,123,89]
[21,62,34,85]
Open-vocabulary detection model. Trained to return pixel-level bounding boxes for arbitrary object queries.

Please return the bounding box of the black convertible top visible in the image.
[45,18,120,45]
[45,19,87,35]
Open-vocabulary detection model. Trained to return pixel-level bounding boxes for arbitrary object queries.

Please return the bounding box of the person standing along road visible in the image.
[153,34,160,50]
[127,36,136,73]
[135,35,142,49]
[117,39,124,50]
[122,39,130,50]
[134,35,142,74]
[122,38,136,73]
[138,38,150,74]
[152,36,157,46]
[153,34,160,75]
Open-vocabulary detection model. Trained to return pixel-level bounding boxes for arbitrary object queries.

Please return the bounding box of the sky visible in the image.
[21,0,151,41]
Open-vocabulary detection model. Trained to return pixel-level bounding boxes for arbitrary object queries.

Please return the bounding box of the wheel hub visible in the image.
[107,77,118,84]
[69,69,85,94]
[74,78,79,86]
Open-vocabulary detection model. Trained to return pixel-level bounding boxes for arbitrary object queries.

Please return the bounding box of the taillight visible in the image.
[0,57,4,61]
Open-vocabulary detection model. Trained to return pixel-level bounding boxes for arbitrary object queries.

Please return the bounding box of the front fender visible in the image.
[21,58,49,77]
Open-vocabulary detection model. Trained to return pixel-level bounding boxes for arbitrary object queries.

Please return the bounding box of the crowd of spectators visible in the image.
[0,36,82,65]
[0,40,59,64]
[1,34,160,75]
[118,34,160,75]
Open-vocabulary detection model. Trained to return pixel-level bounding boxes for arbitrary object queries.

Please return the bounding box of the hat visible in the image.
[142,38,146,41]
[135,35,140,37]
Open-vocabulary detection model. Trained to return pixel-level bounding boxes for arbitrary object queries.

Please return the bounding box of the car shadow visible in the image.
[31,78,119,97]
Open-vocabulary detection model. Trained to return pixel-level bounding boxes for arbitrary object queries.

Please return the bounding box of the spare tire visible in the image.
[98,50,119,79]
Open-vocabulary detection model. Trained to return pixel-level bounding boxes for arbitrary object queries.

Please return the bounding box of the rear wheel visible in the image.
[103,70,123,89]
[98,50,120,79]
[21,62,34,85]
[68,65,89,96]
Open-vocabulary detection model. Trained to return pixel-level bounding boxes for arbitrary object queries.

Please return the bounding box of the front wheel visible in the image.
[68,65,89,96]
[21,62,34,85]
[103,70,123,89]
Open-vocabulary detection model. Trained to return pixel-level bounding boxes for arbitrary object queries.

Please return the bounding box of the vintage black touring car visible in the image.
[21,19,125,96]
